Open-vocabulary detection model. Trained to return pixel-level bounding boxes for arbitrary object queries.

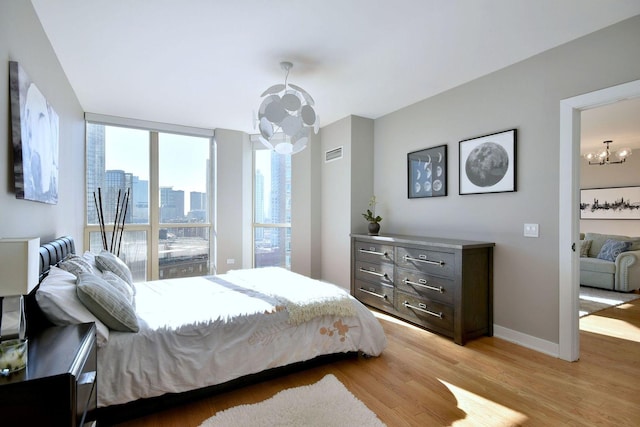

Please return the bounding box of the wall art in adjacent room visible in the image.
[580,186,640,219]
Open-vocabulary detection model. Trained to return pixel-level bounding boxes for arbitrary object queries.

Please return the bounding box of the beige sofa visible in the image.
[580,232,640,292]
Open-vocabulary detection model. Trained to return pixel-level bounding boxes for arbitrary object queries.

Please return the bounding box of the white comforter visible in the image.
[97,267,387,407]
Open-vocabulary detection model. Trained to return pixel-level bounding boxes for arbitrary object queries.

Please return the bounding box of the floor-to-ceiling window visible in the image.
[253,141,291,269]
[85,118,213,281]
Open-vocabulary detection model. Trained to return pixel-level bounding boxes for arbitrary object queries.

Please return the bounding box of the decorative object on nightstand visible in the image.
[0,323,97,426]
[0,237,39,375]
[362,196,382,236]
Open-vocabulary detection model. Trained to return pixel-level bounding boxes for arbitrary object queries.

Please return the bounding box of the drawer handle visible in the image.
[359,267,389,279]
[403,278,444,293]
[403,301,443,319]
[358,248,389,257]
[403,254,444,266]
[359,287,387,300]
[78,371,96,385]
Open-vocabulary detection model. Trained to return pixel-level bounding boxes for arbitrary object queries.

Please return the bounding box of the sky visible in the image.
[104,126,277,218]
[105,126,209,196]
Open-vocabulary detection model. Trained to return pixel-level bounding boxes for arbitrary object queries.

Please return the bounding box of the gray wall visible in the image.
[0,1,85,246]
[580,153,640,236]
[292,132,322,278]
[214,128,250,274]
[350,116,375,237]
[320,117,352,288]
[371,15,640,345]
[320,116,374,289]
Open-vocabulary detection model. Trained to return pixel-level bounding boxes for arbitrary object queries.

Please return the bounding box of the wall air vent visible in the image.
[325,146,343,162]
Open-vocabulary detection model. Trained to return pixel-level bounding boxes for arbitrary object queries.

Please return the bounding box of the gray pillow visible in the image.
[579,239,592,258]
[76,273,139,332]
[95,250,134,286]
[101,271,135,305]
[58,254,95,277]
[596,239,631,262]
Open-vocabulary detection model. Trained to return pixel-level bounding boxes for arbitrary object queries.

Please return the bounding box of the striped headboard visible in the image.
[38,235,75,280]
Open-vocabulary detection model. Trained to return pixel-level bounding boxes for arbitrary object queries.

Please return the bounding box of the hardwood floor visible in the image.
[113,300,640,426]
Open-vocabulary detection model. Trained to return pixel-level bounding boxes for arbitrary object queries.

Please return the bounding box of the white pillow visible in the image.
[82,251,100,272]
[35,266,110,346]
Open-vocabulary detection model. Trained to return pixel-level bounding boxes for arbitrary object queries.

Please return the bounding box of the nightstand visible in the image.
[0,323,97,426]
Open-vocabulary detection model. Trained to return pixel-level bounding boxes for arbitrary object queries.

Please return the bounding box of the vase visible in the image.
[368,222,380,236]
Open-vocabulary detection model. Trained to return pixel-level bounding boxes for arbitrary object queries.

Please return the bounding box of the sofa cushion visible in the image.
[596,239,631,262]
[584,233,636,258]
[580,257,616,274]
[628,238,640,252]
[579,239,592,257]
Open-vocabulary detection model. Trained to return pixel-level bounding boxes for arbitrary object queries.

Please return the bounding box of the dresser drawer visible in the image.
[354,240,394,264]
[396,293,454,333]
[396,246,454,277]
[395,267,454,304]
[354,280,394,311]
[355,260,394,285]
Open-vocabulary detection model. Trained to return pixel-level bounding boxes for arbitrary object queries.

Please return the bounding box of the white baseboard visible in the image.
[493,325,560,358]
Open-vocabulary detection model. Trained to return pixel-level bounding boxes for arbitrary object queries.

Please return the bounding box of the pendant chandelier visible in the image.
[584,140,632,165]
[256,61,318,155]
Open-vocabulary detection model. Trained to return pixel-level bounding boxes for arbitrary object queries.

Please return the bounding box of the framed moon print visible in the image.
[408,144,447,199]
[459,129,516,195]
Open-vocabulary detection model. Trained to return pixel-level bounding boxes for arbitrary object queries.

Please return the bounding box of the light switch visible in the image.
[524,223,539,238]
[226,258,235,265]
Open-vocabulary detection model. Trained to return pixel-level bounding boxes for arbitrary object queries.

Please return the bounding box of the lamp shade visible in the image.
[256,62,318,155]
[0,238,40,296]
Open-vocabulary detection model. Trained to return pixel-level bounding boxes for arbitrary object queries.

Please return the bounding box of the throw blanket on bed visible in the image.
[217,267,357,325]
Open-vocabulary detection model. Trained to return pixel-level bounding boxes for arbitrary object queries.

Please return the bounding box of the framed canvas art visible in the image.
[407,144,447,198]
[9,61,59,204]
[580,186,640,219]
[459,129,516,195]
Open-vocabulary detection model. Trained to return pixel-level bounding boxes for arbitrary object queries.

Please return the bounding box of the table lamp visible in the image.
[0,237,39,375]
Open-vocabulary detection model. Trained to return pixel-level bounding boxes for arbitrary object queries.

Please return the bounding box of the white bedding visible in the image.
[97,267,387,407]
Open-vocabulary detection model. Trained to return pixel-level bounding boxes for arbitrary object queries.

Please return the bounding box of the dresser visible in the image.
[0,323,97,426]
[351,233,494,345]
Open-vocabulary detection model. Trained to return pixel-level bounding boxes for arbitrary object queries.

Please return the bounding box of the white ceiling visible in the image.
[581,97,640,154]
[31,0,640,143]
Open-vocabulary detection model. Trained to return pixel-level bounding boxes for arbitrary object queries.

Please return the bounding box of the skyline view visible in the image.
[86,123,292,277]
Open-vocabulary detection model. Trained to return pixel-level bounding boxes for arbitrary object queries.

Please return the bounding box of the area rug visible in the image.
[199,374,386,427]
[579,286,640,317]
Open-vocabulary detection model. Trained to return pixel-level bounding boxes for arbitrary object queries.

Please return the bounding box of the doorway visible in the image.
[558,79,640,361]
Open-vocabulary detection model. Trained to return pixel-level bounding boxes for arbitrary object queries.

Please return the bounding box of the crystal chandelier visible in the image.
[584,140,632,165]
[256,61,318,155]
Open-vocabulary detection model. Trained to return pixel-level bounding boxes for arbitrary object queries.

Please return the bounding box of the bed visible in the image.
[25,236,387,423]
